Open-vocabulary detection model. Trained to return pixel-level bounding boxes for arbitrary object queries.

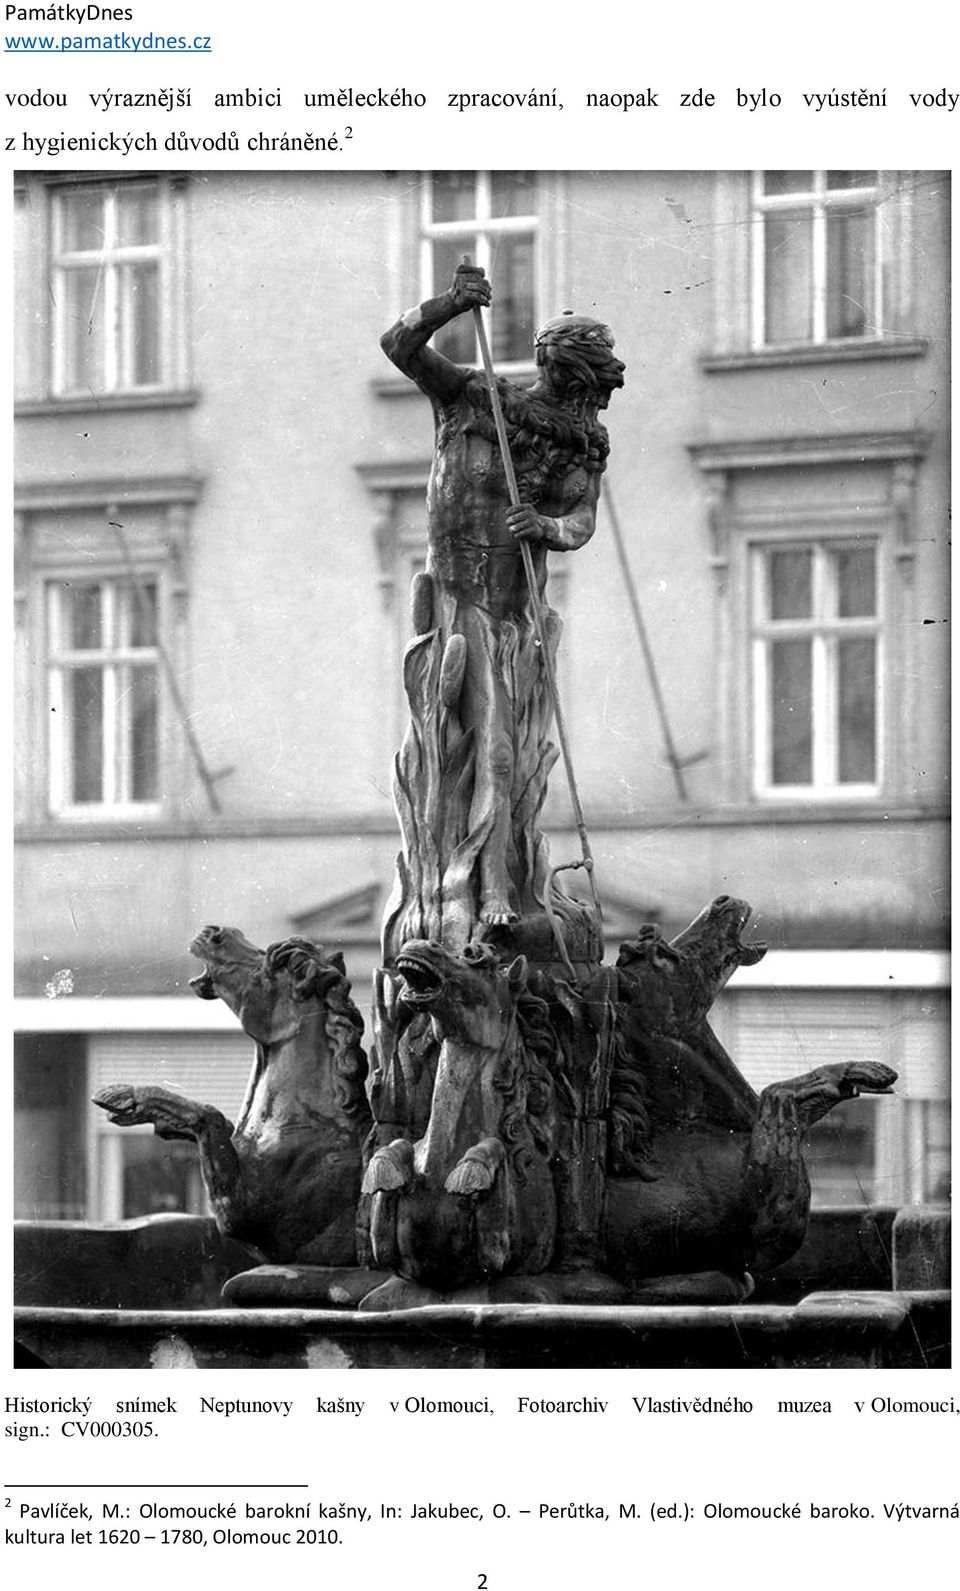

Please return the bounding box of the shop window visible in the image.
[802,1098,879,1206]
[14,1035,87,1219]
[118,1136,209,1220]
[89,1031,251,1220]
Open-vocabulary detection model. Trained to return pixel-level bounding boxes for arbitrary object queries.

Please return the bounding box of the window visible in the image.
[752,171,883,346]
[47,574,162,815]
[89,1031,251,1220]
[14,1035,86,1220]
[751,538,881,797]
[727,988,894,1206]
[802,1099,880,1206]
[51,180,166,394]
[422,171,537,365]
[690,435,925,809]
[18,487,199,827]
[117,1135,210,1220]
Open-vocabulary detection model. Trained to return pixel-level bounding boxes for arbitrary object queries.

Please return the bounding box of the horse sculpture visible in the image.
[596,895,897,1294]
[360,940,558,1289]
[93,928,372,1265]
[361,900,897,1302]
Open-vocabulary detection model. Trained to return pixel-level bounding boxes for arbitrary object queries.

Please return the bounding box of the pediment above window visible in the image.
[290,883,384,944]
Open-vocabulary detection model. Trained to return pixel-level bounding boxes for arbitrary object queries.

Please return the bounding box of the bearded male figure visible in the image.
[379,261,624,956]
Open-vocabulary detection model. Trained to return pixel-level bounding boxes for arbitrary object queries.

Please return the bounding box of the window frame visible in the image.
[45,567,166,822]
[750,171,885,350]
[50,178,173,398]
[16,484,201,832]
[420,171,539,370]
[688,434,926,813]
[749,531,884,802]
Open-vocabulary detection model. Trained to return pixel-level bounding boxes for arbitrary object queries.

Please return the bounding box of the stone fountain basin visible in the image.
[13,1207,950,1370]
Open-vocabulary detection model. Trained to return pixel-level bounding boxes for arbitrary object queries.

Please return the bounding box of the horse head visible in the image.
[189,927,343,1045]
[189,927,370,1132]
[364,938,557,1282]
[395,938,528,1052]
[616,896,767,1029]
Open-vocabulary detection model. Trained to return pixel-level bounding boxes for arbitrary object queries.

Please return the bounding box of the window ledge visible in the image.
[701,338,928,373]
[603,801,946,829]
[14,801,948,845]
[689,429,929,472]
[15,472,204,512]
[15,812,403,844]
[15,389,201,418]
[539,800,947,830]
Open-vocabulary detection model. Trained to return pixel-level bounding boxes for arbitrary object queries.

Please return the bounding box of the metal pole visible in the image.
[108,517,225,814]
[603,480,690,802]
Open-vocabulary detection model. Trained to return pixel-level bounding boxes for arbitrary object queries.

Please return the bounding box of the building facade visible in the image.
[14,169,950,1224]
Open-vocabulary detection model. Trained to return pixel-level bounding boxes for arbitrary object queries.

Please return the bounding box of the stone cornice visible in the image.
[14,801,947,846]
[14,474,205,512]
[688,430,930,473]
[15,390,201,418]
[701,338,929,373]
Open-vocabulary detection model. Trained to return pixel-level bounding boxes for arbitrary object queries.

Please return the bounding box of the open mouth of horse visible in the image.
[188,965,217,1000]
[396,952,444,1006]
[731,901,767,965]
[188,936,218,1000]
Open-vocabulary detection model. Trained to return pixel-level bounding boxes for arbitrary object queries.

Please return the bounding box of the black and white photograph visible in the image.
[13,168,950,1371]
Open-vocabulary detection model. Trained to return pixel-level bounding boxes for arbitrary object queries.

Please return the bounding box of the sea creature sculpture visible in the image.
[94,928,371,1264]
[599,896,897,1292]
[361,902,896,1301]
[361,939,557,1288]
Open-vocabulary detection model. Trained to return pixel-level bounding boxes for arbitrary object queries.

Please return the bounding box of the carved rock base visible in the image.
[220,1265,754,1311]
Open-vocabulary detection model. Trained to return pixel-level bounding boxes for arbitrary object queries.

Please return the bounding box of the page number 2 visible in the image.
[478,1577,488,1589]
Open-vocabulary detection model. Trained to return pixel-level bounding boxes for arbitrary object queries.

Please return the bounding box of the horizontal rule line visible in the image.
[3,48,213,53]
[4,1484,308,1488]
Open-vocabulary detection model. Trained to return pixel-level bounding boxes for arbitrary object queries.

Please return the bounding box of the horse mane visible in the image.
[526,964,658,1180]
[606,1012,657,1179]
[490,983,558,1179]
[265,938,371,1130]
[515,986,561,1146]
